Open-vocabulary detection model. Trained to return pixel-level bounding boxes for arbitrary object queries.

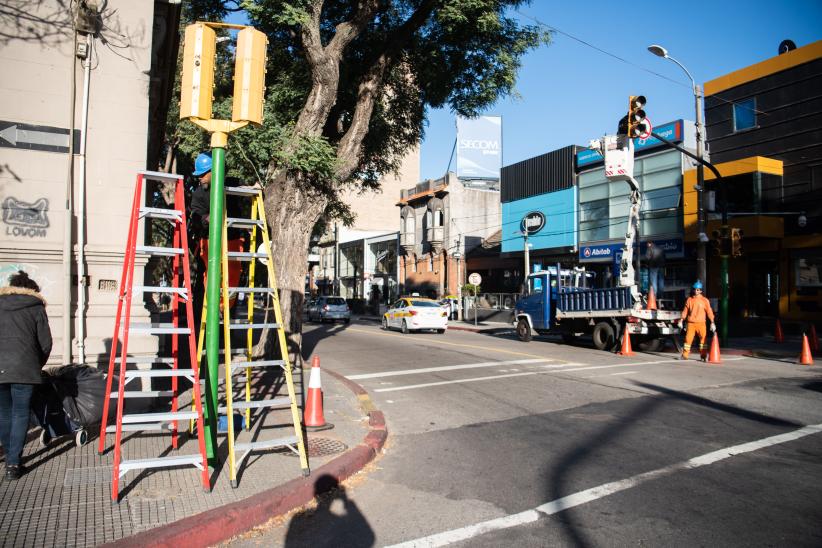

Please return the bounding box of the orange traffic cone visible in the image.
[798,334,814,365]
[774,319,784,343]
[707,334,722,364]
[619,329,635,356]
[304,356,334,431]
[646,287,657,311]
[809,324,820,353]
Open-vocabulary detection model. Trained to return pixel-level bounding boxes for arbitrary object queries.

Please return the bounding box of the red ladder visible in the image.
[98,171,210,502]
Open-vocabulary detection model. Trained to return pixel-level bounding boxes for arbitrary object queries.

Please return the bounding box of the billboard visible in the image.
[456,115,502,179]
[501,187,577,253]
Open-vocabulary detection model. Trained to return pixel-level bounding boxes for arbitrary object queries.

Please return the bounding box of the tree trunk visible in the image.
[262,177,327,367]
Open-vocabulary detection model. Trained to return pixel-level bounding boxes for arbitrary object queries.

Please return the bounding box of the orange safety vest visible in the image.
[681,295,715,323]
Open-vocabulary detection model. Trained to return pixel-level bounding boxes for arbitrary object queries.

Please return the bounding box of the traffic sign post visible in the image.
[468,273,481,326]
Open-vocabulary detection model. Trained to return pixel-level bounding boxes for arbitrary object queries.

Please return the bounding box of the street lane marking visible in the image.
[388,423,822,547]
[348,327,558,360]
[346,359,554,380]
[371,357,746,393]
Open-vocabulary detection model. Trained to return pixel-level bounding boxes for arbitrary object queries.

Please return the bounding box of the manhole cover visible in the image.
[287,437,347,457]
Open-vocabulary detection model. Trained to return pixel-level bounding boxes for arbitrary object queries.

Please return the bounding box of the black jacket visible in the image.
[0,286,53,384]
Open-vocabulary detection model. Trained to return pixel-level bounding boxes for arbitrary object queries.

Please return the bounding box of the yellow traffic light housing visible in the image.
[180,23,217,121]
[232,27,268,126]
[627,95,648,138]
[731,227,743,257]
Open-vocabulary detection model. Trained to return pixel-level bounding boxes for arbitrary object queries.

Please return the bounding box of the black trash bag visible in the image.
[43,365,111,428]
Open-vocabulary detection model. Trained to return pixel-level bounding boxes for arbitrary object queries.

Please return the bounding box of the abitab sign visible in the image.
[456,115,502,179]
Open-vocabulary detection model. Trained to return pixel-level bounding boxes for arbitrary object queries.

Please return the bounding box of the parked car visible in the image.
[308,296,351,324]
[383,297,448,334]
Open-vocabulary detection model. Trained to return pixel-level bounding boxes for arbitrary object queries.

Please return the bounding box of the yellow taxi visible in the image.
[382,297,448,334]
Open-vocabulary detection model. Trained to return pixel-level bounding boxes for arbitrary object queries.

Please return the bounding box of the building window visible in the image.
[429,255,434,271]
[733,98,756,132]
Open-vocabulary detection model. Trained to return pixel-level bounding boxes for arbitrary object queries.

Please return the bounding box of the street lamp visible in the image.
[648,44,707,285]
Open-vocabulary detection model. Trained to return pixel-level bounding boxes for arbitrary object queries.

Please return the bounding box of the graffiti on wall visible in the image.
[2,196,50,237]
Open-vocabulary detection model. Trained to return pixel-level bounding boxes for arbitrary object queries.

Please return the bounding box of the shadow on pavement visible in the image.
[544,381,801,546]
[285,474,375,548]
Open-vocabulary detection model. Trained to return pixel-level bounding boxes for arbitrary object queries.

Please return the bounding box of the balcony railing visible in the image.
[426,226,443,244]
[400,177,448,199]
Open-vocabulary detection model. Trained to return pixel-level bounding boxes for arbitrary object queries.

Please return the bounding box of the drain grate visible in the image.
[64,466,112,486]
[286,437,347,457]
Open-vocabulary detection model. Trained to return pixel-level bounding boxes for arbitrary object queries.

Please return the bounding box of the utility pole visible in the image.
[695,83,707,285]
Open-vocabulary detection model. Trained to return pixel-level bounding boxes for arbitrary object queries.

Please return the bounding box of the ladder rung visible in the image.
[235,435,299,453]
[121,356,176,364]
[223,320,281,330]
[121,411,197,424]
[226,252,268,261]
[138,170,184,183]
[136,245,184,257]
[231,359,286,370]
[225,186,262,196]
[107,423,174,433]
[219,397,291,413]
[228,287,275,294]
[110,390,175,399]
[132,286,188,297]
[119,454,204,477]
[226,217,264,229]
[124,369,195,378]
[128,323,191,335]
[139,207,182,221]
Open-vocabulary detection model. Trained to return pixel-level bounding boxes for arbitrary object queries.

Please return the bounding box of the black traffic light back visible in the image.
[628,95,648,138]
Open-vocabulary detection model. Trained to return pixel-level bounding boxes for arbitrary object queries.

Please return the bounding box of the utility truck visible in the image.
[513,131,681,351]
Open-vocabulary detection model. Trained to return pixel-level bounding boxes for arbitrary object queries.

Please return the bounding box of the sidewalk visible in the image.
[0,367,386,548]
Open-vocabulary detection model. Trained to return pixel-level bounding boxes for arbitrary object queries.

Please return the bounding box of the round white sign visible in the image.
[468,272,482,285]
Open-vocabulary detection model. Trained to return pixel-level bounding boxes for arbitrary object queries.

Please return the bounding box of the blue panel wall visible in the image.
[501,187,577,253]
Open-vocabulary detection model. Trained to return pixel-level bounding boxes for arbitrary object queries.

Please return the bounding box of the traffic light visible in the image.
[627,95,648,138]
[180,23,217,121]
[232,27,268,126]
[710,229,722,257]
[731,227,744,257]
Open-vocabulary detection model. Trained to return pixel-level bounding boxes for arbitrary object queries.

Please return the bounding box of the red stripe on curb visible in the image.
[104,370,387,548]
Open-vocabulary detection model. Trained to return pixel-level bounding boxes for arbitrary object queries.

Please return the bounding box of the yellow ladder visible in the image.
[195,185,310,487]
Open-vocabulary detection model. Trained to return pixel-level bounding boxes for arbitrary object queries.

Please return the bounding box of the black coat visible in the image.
[0,287,53,384]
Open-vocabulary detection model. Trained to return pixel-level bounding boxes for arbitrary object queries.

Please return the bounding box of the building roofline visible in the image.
[704,40,822,97]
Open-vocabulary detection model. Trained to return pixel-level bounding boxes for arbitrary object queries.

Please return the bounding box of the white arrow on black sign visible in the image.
[0,121,80,154]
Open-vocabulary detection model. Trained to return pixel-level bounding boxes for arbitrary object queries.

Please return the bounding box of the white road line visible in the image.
[346,359,553,380]
[372,356,747,393]
[387,423,822,548]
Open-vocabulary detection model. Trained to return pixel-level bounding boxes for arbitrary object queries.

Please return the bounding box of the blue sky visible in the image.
[419,0,822,180]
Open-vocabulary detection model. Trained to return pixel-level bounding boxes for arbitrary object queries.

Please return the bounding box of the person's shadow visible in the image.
[285,474,375,547]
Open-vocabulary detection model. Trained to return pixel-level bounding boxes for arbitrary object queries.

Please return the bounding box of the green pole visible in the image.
[203,142,227,465]
[720,254,729,346]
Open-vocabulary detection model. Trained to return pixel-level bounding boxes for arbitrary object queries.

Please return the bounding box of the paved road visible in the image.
[234,320,822,547]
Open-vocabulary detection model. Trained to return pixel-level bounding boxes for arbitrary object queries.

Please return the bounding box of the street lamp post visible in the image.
[648,45,707,285]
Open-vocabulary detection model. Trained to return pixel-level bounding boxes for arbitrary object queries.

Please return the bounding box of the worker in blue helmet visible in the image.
[189,151,244,314]
[679,280,716,361]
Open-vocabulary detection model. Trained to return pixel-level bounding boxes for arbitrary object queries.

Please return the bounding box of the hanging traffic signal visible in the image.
[731,227,744,257]
[627,95,648,138]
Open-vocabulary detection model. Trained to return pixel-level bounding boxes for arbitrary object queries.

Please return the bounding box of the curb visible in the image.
[105,370,387,548]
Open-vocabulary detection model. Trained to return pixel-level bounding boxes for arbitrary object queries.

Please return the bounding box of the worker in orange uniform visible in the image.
[679,280,716,361]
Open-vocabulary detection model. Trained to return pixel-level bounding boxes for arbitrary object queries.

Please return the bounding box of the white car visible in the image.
[383,297,448,334]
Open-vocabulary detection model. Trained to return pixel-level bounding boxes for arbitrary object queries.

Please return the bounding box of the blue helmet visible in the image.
[692,280,703,290]
[192,152,212,176]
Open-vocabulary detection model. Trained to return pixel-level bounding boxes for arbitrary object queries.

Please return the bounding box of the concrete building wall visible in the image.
[340,147,420,232]
[0,1,161,365]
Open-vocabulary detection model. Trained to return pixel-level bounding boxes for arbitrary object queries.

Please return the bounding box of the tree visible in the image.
[176,1,549,364]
